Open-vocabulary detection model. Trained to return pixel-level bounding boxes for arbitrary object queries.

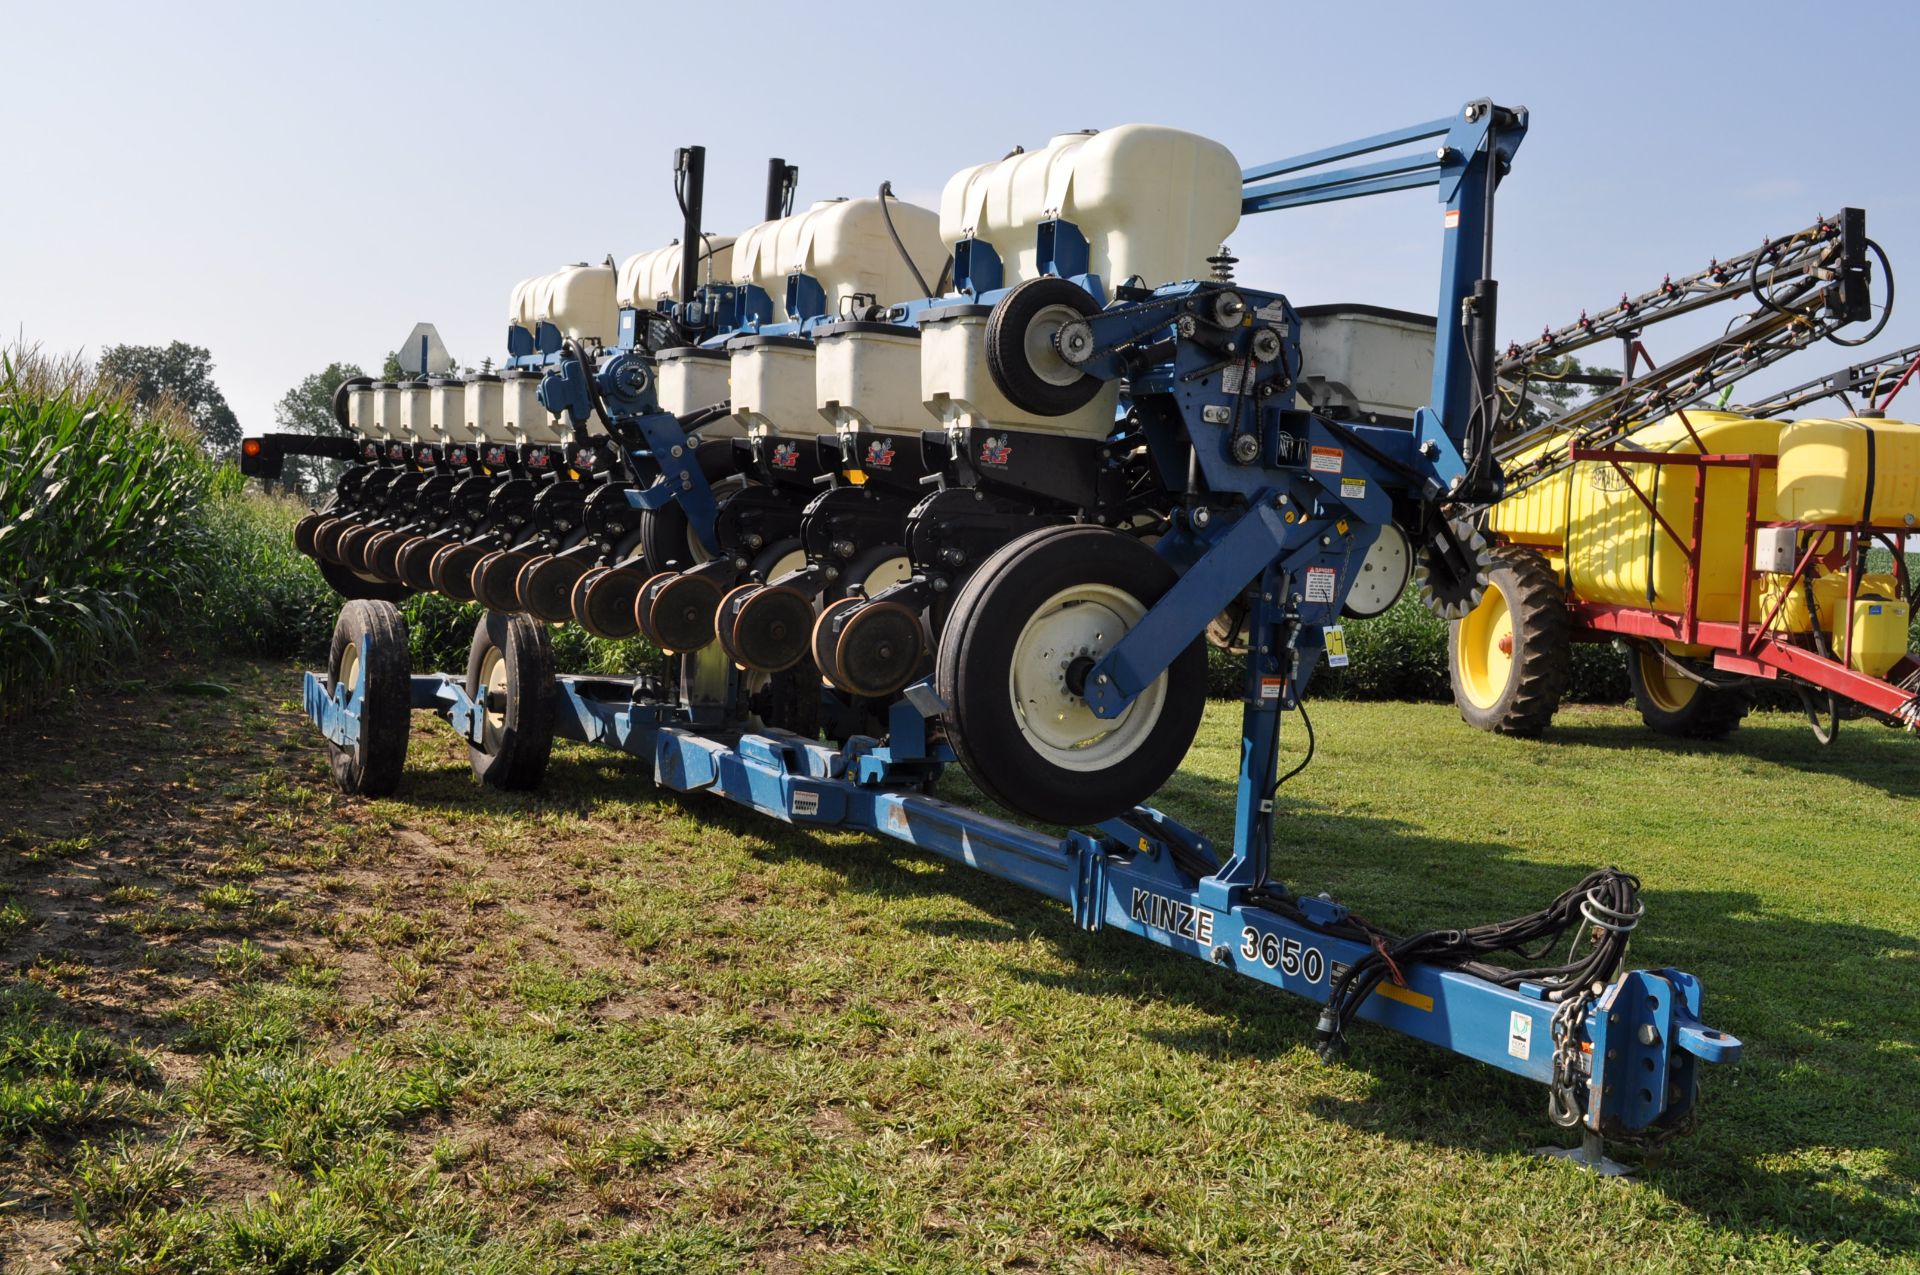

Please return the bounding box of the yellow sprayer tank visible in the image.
[1775,417,1920,527]
[1492,411,1782,623]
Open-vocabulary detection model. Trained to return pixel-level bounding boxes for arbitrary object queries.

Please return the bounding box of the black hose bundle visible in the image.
[1251,867,1643,1063]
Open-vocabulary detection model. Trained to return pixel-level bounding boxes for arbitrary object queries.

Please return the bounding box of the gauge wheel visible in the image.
[935,524,1206,825]
[1628,644,1748,739]
[984,277,1105,417]
[462,610,556,790]
[323,600,411,795]
[1447,546,1569,736]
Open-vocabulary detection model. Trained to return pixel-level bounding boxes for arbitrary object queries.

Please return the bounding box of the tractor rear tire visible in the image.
[463,611,556,790]
[1448,546,1569,736]
[324,600,412,796]
[1628,645,1749,740]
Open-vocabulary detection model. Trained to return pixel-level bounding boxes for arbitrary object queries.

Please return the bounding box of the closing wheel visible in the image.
[294,512,327,558]
[833,601,927,698]
[430,542,488,602]
[323,599,411,796]
[728,585,818,673]
[335,524,381,575]
[1448,546,1569,736]
[396,535,451,592]
[472,548,535,614]
[463,610,555,790]
[1629,645,1749,740]
[936,525,1206,826]
[984,277,1106,417]
[313,516,355,564]
[363,530,411,583]
[573,566,645,639]
[519,549,597,625]
[811,596,864,687]
[644,572,723,652]
[317,556,412,603]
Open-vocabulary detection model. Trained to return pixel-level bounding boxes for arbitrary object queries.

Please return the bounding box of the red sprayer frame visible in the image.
[1547,424,1918,723]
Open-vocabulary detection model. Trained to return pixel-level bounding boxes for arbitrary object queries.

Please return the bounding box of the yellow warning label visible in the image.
[1376,983,1435,1012]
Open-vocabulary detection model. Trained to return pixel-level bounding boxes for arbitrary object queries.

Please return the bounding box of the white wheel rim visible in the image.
[858,555,912,596]
[1025,303,1088,388]
[338,642,362,702]
[1008,583,1166,771]
[480,648,509,734]
[1345,525,1411,618]
[765,547,808,583]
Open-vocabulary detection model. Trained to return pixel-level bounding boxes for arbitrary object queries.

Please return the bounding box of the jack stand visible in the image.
[1534,1129,1634,1179]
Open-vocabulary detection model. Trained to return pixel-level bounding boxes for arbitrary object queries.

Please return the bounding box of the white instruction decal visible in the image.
[1304,566,1337,604]
[1508,1010,1532,1061]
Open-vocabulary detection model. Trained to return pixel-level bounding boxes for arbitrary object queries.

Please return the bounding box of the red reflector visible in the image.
[242,439,262,456]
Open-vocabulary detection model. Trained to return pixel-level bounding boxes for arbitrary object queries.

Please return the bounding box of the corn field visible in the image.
[0,348,213,715]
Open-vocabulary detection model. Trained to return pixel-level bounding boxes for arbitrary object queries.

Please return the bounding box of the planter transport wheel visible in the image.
[811,596,864,686]
[462,611,555,790]
[729,585,817,673]
[984,277,1105,418]
[832,601,927,698]
[575,566,645,639]
[323,599,411,796]
[396,535,450,591]
[318,556,412,603]
[646,571,724,653]
[472,548,535,614]
[430,542,488,602]
[935,525,1207,825]
[1447,545,1570,736]
[520,548,597,625]
[1629,644,1749,739]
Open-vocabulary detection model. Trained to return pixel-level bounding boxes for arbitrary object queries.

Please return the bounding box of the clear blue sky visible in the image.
[4,0,1915,432]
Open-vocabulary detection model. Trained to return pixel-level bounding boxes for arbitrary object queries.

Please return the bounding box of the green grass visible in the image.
[2,660,1917,1271]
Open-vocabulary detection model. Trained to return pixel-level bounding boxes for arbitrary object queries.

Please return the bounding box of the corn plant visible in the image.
[0,347,214,715]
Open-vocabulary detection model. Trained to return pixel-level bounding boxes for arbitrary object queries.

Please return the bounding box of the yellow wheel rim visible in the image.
[1456,584,1515,710]
[1637,648,1697,713]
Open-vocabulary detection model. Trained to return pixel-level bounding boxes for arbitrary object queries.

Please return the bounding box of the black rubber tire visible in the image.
[1628,645,1749,740]
[637,500,697,574]
[935,525,1206,826]
[332,375,374,430]
[829,543,912,602]
[318,556,413,603]
[324,600,411,796]
[1447,546,1570,736]
[984,277,1104,417]
[463,611,556,790]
